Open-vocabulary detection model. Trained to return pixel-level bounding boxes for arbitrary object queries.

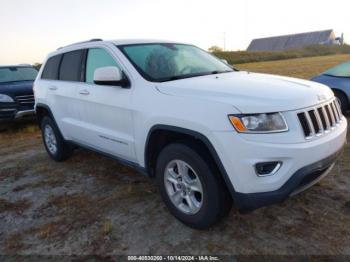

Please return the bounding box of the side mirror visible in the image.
[221,59,228,64]
[93,66,129,87]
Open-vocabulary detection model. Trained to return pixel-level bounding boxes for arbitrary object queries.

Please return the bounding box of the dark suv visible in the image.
[0,65,38,122]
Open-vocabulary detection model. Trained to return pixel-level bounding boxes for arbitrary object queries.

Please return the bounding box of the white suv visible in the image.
[34,39,347,229]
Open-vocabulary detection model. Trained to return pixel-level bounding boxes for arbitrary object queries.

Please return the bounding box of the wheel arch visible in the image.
[332,88,349,112]
[332,88,349,102]
[144,124,236,198]
[35,103,56,125]
[35,103,64,139]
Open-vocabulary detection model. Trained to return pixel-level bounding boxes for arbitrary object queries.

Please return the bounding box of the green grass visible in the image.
[236,54,350,79]
[214,45,350,65]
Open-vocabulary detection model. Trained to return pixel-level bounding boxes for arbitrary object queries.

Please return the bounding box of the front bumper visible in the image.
[234,147,343,212]
[0,104,35,122]
[211,114,347,212]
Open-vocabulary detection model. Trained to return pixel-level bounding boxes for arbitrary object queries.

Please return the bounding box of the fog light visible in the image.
[255,161,282,176]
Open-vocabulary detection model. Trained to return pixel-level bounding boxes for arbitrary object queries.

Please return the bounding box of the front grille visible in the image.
[15,95,35,106]
[298,167,329,188]
[297,99,343,139]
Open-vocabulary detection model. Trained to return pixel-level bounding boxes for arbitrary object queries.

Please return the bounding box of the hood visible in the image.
[0,81,34,97]
[156,71,334,113]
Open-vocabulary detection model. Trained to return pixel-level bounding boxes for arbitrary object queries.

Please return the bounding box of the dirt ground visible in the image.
[0,119,349,256]
[1,54,350,256]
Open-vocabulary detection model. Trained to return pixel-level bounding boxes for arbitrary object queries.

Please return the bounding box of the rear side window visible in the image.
[59,50,85,81]
[41,55,62,80]
[85,48,120,83]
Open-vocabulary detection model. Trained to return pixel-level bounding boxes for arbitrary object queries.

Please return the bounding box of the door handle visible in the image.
[79,89,90,95]
[49,86,57,91]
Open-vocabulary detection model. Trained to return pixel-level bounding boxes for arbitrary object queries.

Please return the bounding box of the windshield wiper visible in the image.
[160,72,209,82]
[209,70,233,74]
[159,70,234,82]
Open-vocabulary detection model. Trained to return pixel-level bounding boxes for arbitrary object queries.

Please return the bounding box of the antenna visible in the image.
[223,32,226,51]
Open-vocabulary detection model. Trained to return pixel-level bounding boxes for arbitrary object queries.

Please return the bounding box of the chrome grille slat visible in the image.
[16,95,34,98]
[16,96,34,99]
[335,99,342,117]
[332,101,341,121]
[322,106,331,130]
[308,110,320,134]
[304,112,315,137]
[317,107,327,130]
[330,102,338,122]
[297,99,342,139]
[314,109,324,133]
[326,104,335,126]
[15,95,35,106]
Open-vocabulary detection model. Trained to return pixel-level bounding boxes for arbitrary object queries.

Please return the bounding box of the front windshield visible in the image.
[0,67,38,83]
[324,61,350,77]
[118,43,234,82]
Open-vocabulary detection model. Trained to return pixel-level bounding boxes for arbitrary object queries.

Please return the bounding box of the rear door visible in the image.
[41,50,85,140]
[73,47,136,161]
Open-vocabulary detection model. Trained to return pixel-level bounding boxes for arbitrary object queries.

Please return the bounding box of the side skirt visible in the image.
[67,140,149,176]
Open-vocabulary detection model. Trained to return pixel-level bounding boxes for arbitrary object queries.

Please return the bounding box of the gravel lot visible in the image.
[0,120,349,256]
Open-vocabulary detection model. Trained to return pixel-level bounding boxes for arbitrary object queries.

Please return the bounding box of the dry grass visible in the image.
[3,233,24,252]
[12,178,65,192]
[0,198,31,214]
[237,54,350,79]
[1,123,348,255]
[0,54,349,255]
[101,219,113,236]
[214,44,350,64]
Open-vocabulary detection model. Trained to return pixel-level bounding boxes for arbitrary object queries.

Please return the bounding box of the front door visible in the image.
[73,48,136,162]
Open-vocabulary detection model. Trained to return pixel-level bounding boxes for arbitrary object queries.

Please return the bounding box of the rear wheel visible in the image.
[334,90,349,114]
[41,116,73,161]
[156,143,232,229]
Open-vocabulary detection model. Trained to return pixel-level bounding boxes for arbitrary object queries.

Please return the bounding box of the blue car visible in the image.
[312,61,350,114]
[0,65,38,123]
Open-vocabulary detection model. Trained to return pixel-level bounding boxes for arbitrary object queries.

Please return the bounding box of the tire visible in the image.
[40,116,73,161]
[156,143,232,229]
[334,90,349,115]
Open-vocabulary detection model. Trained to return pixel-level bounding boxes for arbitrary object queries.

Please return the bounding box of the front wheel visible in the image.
[156,143,232,229]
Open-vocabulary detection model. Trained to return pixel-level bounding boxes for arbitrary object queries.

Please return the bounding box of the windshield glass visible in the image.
[118,43,233,82]
[0,67,38,83]
[324,61,350,77]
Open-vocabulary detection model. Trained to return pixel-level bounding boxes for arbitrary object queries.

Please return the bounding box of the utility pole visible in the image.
[223,32,226,51]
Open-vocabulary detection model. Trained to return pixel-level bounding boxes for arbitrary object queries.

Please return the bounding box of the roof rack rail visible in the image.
[57,38,103,50]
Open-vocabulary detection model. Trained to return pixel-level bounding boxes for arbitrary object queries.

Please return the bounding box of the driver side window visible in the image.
[85,48,120,84]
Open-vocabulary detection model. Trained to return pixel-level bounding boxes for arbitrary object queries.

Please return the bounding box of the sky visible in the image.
[0,0,349,64]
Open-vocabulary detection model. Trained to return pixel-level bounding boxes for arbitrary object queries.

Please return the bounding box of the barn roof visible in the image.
[247,29,335,51]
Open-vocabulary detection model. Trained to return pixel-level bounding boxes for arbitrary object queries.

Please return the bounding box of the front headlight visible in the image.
[229,112,288,133]
[0,94,14,103]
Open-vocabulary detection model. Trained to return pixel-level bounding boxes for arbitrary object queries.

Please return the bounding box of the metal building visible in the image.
[247,29,338,51]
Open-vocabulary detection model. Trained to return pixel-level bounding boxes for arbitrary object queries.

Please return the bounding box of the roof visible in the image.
[110,39,184,45]
[57,38,185,51]
[48,38,190,59]
[247,29,335,51]
[51,38,187,56]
